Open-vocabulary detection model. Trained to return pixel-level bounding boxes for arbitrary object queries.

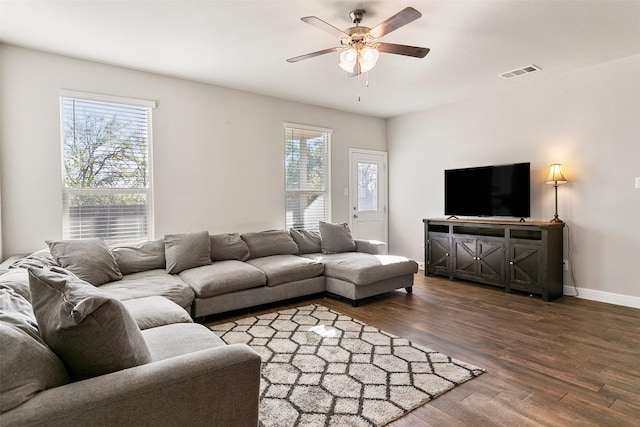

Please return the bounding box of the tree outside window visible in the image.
[60,94,154,242]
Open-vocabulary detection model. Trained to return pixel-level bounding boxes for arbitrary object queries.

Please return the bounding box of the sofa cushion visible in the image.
[241,230,298,259]
[0,288,70,412]
[98,269,195,309]
[301,253,418,286]
[289,229,322,254]
[319,222,357,254]
[164,231,212,274]
[142,323,226,362]
[28,267,152,381]
[46,238,122,286]
[111,239,166,274]
[210,233,250,261]
[121,296,193,330]
[179,261,266,298]
[246,255,324,287]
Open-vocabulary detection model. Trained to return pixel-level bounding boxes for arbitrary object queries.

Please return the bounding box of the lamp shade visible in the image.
[545,163,567,185]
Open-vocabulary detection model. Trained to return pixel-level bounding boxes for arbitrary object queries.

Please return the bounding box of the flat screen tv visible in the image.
[444,162,530,218]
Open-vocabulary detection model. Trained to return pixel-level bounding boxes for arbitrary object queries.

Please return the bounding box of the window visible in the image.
[60,91,155,243]
[285,123,332,231]
[358,162,379,211]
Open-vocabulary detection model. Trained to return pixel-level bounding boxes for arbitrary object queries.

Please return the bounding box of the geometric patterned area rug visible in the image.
[211,304,484,426]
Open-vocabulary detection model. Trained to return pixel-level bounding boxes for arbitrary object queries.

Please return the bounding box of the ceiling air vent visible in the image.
[499,64,541,79]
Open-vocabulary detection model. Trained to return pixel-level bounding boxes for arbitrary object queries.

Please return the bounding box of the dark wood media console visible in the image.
[423,218,564,301]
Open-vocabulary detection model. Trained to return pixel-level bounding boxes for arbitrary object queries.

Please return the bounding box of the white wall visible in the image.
[0,44,386,256]
[388,54,640,305]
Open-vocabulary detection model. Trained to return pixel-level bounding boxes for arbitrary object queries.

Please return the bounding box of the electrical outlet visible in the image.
[563,260,569,271]
[418,262,425,270]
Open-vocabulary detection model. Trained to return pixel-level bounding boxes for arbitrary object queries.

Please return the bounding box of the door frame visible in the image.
[348,148,388,244]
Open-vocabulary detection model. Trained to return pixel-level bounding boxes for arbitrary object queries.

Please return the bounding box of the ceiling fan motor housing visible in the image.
[349,9,365,25]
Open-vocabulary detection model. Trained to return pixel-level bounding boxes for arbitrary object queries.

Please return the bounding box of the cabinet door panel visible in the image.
[428,235,450,275]
[454,238,476,276]
[477,240,505,283]
[510,244,543,291]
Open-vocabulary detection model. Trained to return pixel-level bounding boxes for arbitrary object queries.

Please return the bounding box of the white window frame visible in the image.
[59,90,156,243]
[284,122,332,231]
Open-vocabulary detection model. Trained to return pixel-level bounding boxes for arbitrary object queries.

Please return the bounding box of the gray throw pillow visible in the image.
[289,229,322,254]
[241,230,299,259]
[210,233,250,261]
[28,267,152,381]
[112,239,166,274]
[319,222,357,254]
[46,238,122,286]
[0,288,70,412]
[164,231,212,274]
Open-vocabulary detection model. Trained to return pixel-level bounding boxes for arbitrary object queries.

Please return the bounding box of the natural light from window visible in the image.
[59,91,155,243]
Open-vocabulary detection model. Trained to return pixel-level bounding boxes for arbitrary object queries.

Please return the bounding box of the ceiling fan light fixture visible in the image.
[339,48,358,72]
[359,46,379,73]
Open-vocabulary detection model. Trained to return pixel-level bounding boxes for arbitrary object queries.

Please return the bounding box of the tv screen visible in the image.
[444,163,530,218]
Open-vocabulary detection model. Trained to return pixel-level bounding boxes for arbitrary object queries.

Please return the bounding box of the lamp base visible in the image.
[550,215,564,224]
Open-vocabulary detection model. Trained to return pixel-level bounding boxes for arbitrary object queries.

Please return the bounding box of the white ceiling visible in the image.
[1,1,639,118]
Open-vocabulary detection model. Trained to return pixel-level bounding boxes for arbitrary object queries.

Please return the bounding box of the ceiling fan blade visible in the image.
[369,7,422,39]
[286,47,338,63]
[377,43,430,58]
[301,16,349,39]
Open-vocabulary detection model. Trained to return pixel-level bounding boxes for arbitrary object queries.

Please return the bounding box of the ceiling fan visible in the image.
[287,7,430,76]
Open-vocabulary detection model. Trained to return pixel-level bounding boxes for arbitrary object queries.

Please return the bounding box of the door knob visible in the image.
[354,214,359,218]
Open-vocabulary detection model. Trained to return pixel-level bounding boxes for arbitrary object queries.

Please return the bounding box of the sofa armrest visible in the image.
[354,239,387,255]
[1,344,261,427]
[0,254,28,270]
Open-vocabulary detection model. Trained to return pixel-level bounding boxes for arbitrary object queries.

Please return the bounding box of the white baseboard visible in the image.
[418,270,639,310]
[563,285,640,309]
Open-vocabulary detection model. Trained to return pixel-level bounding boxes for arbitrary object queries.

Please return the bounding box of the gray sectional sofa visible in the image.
[0,223,417,424]
[0,268,261,426]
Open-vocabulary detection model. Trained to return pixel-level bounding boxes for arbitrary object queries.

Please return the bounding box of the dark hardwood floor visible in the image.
[206,273,640,426]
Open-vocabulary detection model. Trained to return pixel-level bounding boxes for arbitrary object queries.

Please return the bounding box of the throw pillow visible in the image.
[164,231,212,274]
[319,221,357,254]
[0,288,70,412]
[112,239,166,274]
[241,230,299,259]
[210,233,250,261]
[46,238,122,286]
[289,229,322,254]
[28,267,152,381]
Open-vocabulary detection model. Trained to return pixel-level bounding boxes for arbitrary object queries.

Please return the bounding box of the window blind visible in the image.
[285,125,331,231]
[60,94,154,243]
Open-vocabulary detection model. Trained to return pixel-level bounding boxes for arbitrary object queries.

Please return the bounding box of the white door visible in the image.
[349,149,388,246]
